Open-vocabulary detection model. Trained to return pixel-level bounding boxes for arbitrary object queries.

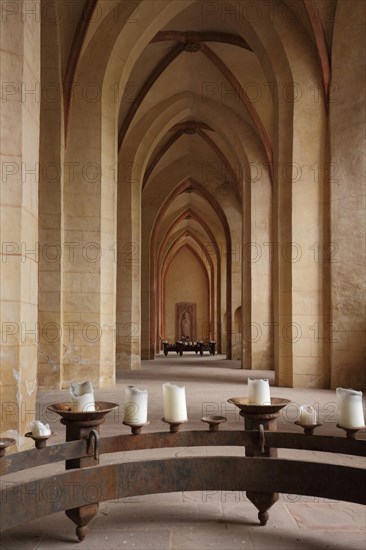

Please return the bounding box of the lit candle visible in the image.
[248,378,271,405]
[299,405,317,425]
[336,388,365,429]
[30,420,51,436]
[163,382,188,422]
[70,381,95,412]
[124,386,148,425]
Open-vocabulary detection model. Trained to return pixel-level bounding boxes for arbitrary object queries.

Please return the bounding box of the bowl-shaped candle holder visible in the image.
[162,418,188,433]
[123,420,150,435]
[227,397,291,431]
[25,431,57,449]
[294,420,322,436]
[228,397,291,415]
[336,423,365,439]
[47,401,119,424]
[201,415,227,431]
[0,437,16,457]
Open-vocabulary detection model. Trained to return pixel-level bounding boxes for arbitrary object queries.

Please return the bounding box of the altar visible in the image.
[163,340,215,356]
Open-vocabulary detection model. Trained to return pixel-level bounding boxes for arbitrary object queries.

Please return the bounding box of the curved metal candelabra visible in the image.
[0,397,365,543]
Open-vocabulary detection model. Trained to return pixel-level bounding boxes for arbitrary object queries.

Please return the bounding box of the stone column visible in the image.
[274,62,328,388]
[242,175,252,369]
[250,164,272,370]
[0,0,41,448]
[62,107,116,388]
[329,0,366,389]
[37,0,63,389]
[230,213,242,362]
[116,153,141,370]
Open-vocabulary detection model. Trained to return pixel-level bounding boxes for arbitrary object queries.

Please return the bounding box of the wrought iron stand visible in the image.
[228,397,290,525]
[47,401,118,540]
[1,397,365,543]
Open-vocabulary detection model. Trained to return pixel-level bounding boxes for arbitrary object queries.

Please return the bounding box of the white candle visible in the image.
[70,381,95,412]
[30,420,51,436]
[299,405,317,425]
[163,382,188,422]
[248,378,271,405]
[337,388,365,429]
[124,386,148,425]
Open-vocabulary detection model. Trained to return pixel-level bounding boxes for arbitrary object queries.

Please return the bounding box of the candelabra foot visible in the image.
[258,511,269,526]
[76,526,87,541]
[66,503,98,542]
[246,491,279,527]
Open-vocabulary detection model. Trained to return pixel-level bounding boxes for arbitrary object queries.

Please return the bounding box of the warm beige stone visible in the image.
[0,0,41,450]
[1,0,365,451]
[329,0,366,390]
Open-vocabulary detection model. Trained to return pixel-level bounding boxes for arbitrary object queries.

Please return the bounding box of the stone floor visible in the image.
[1,355,365,549]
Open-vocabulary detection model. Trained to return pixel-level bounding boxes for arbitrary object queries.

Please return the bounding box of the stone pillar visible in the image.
[274,72,328,388]
[62,111,116,388]
[329,0,366,389]
[242,159,272,370]
[0,0,41,448]
[116,154,141,370]
[242,176,252,369]
[38,0,63,389]
[251,165,272,370]
[231,219,242,362]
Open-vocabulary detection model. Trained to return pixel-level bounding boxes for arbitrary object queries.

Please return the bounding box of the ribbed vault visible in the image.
[4,0,365,459]
[69,0,325,372]
[37,0,353,391]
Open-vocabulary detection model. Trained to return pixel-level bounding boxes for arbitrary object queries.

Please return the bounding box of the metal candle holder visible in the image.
[0,438,16,458]
[1,398,365,545]
[228,397,291,526]
[47,401,118,541]
[123,420,150,435]
[161,417,188,433]
[294,421,323,436]
[336,424,365,439]
[201,415,227,431]
[25,431,57,448]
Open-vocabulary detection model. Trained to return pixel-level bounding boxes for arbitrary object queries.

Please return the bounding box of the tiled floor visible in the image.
[1,355,365,549]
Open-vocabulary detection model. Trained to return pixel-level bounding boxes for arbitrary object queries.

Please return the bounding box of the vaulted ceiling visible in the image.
[54,0,336,355]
